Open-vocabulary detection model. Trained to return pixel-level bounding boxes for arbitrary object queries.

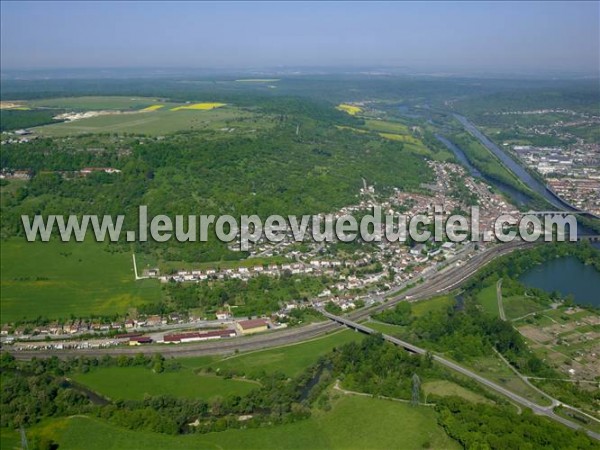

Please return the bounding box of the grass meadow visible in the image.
[72,331,365,401]
[476,284,500,317]
[24,395,458,450]
[73,366,259,401]
[422,380,493,404]
[182,329,365,378]
[21,96,270,136]
[0,239,161,322]
[502,295,546,320]
[33,107,259,137]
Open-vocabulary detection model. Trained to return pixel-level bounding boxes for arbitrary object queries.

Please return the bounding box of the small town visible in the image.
[2,161,522,351]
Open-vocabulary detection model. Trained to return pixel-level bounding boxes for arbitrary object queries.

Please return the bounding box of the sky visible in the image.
[1,1,598,75]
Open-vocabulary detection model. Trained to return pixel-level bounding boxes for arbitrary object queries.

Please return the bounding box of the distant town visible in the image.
[513,143,600,216]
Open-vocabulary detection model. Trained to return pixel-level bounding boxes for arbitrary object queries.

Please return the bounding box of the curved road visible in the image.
[322,311,600,441]
[9,240,599,440]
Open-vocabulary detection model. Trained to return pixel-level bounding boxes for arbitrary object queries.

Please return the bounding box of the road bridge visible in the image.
[7,241,534,360]
[321,311,600,441]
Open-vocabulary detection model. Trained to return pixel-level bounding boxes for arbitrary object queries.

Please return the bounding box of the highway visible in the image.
[8,240,532,360]
[9,239,600,439]
[321,310,600,441]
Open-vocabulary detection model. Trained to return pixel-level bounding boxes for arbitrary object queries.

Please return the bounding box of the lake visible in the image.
[519,256,600,307]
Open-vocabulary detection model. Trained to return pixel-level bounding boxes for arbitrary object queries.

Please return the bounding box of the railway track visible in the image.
[8,241,532,360]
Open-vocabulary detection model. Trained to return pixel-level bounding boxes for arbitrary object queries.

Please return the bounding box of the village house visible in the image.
[216,310,232,320]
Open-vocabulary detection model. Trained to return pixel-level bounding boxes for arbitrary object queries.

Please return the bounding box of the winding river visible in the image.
[435,134,533,206]
[452,114,579,212]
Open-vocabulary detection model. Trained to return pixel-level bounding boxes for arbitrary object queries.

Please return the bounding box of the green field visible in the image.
[411,295,455,317]
[449,131,533,196]
[367,320,410,336]
[363,119,410,134]
[33,106,260,137]
[360,119,453,161]
[184,329,365,378]
[476,284,500,317]
[73,366,258,401]
[27,96,167,110]
[422,380,492,404]
[24,395,459,450]
[0,239,161,323]
[0,428,20,450]
[503,295,546,320]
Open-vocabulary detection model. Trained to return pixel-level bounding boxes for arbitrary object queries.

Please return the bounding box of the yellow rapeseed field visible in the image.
[140,105,164,112]
[170,102,226,111]
[336,104,362,115]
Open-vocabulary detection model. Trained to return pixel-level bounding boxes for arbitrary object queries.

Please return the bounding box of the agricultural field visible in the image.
[182,329,365,378]
[363,119,410,134]
[27,96,165,111]
[473,277,600,383]
[335,118,453,161]
[515,306,600,382]
[4,96,269,137]
[32,105,260,137]
[336,104,362,115]
[361,119,453,161]
[0,239,161,323]
[22,395,458,450]
[72,366,258,401]
[170,102,226,111]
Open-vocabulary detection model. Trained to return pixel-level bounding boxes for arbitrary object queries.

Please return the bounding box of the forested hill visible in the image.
[1,97,432,262]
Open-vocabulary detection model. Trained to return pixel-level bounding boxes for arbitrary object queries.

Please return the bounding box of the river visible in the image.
[435,134,533,206]
[452,114,578,211]
[519,256,600,307]
[437,115,598,234]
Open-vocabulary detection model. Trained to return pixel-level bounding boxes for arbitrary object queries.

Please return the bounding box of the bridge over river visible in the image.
[444,114,599,221]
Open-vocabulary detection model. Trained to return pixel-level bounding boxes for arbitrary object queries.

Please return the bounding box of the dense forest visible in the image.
[0,109,65,132]
[1,97,432,263]
[2,74,598,111]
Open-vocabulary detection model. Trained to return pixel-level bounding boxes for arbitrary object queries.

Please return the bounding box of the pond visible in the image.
[519,256,600,307]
